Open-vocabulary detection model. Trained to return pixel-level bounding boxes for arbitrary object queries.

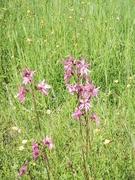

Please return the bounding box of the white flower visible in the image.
[19,146,24,151]
[127,84,131,88]
[103,139,111,145]
[11,126,18,131]
[11,126,21,133]
[22,140,27,144]
[114,80,119,83]
[46,109,51,115]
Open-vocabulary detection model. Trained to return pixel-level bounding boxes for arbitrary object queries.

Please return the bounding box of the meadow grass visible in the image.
[0,0,135,179]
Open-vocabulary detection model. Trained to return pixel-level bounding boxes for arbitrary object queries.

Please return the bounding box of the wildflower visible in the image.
[127,84,131,88]
[72,108,83,120]
[32,162,36,166]
[19,146,24,151]
[18,128,21,133]
[43,136,54,150]
[103,139,111,145]
[22,68,35,85]
[46,109,51,114]
[19,163,28,176]
[114,80,119,83]
[17,86,27,103]
[37,80,51,96]
[91,113,100,125]
[69,8,74,12]
[83,83,99,98]
[129,76,133,80]
[79,99,91,112]
[66,84,78,95]
[76,59,89,77]
[64,72,72,84]
[32,143,40,160]
[11,126,19,131]
[22,140,27,144]
[27,9,31,15]
[26,38,32,44]
[116,16,120,21]
[64,57,74,83]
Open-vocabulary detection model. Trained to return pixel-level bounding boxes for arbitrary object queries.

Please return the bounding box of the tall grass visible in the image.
[0,0,135,179]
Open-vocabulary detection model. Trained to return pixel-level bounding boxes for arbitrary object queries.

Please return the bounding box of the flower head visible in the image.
[37,80,51,96]
[103,139,111,145]
[66,84,77,95]
[22,68,35,85]
[32,143,40,160]
[64,57,75,83]
[64,56,75,71]
[17,86,27,103]
[22,140,27,145]
[43,136,54,150]
[91,113,100,125]
[83,83,99,98]
[72,108,83,120]
[19,164,27,176]
[76,59,89,77]
[79,99,91,112]
[19,146,24,151]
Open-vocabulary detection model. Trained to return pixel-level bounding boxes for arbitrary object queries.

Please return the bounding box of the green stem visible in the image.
[31,85,41,131]
[42,153,51,180]
[79,121,90,180]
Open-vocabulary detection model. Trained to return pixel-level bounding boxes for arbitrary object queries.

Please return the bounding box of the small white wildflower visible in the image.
[127,84,131,88]
[103,139,111,145]
[19,146,24,151]
[114,80,119,83]
[46,109,51,115]
[22,140,27,144]
[11,126,18,131]
[18,128,21,133]
[116,16,120,21]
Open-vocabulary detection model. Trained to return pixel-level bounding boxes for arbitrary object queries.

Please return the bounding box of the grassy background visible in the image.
[0,0,135,179]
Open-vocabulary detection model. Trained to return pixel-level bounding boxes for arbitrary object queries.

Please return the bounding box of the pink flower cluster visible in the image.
[17,68,51,103]
[19,163,28,176]
[32,143,40,160]
[19,136,54,177]
[32,137,54,161]
[43,136,54,150]
[64,56,100,124]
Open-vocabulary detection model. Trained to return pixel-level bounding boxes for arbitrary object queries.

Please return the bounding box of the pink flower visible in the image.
[92,87,99,97]
[66,84,77,95]
[82,83,99,98]
[79,99,91,112]
[64,57,75,83]
[37,80,51,96]
[22,68,35,85]
[64,71,72,84]
[76,59,89,77]
[91,113,100,125]
[19,164,27,176]
[43,136,54,150]
[32,143,39,160]
[72,108,83,120]
[64,56,74,71]
[17,86,27,103]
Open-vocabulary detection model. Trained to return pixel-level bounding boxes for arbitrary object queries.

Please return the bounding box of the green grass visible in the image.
[0,0,135,179]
